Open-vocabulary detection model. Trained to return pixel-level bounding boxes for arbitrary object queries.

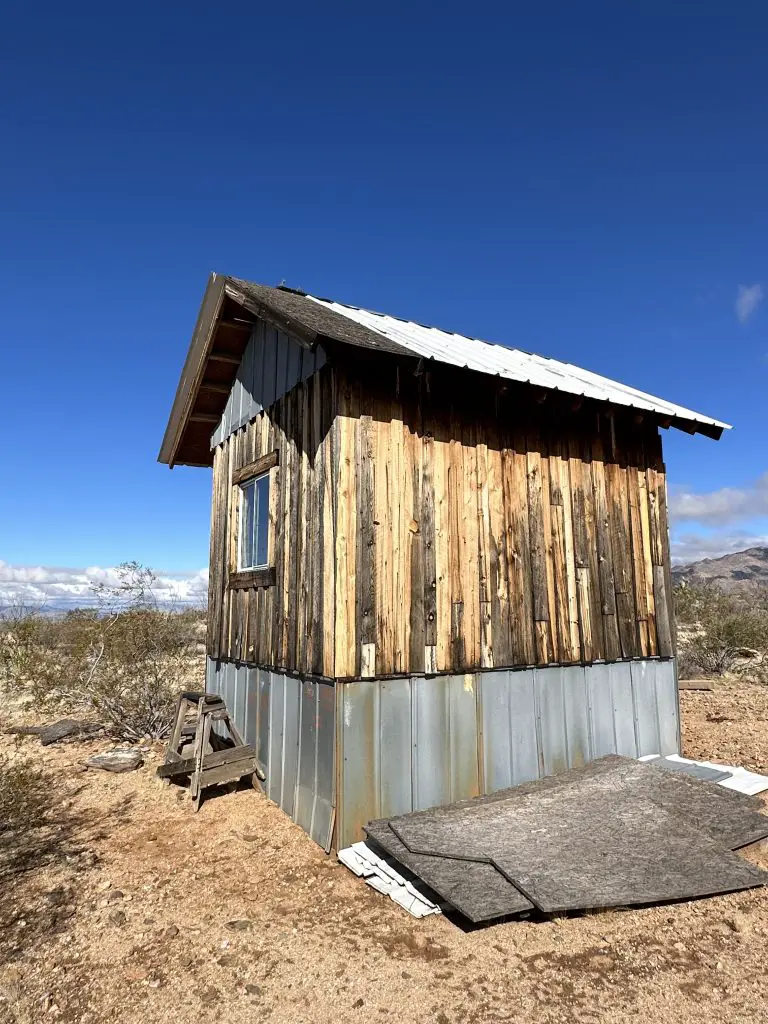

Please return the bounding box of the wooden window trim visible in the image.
[228,566,276,590]
[233,449,279,486]
[228,449,279,589]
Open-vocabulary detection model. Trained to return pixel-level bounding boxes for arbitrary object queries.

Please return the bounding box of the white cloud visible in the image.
[0,562,208,611]
[669,471,768,527]
[671,530,768,565]
[735,283,763,324]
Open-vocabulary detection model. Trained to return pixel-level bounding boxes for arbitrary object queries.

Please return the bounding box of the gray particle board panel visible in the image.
[386,755,768,914]
[493,804,767,913]
[390,756,768,851]
[364,819,533,922]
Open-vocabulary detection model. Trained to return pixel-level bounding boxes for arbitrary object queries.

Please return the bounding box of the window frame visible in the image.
[228,447,279,590]
[237,470,270,572]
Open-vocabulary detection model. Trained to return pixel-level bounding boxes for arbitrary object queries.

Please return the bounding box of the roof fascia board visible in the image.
[158,272,227,466]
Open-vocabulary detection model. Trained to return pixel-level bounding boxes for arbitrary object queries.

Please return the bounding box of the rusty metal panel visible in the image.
[378,678,412,819]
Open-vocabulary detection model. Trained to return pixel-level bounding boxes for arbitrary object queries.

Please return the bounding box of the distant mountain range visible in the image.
[672,547,768,590]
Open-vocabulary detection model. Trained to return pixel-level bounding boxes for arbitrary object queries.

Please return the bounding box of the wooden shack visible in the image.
[159,273,729,849]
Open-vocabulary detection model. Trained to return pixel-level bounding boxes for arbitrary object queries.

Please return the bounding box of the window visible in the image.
[238,472,270,570]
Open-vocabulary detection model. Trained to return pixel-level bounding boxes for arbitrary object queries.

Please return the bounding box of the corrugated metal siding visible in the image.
[336,659,679,848]
[210,320,327,447]
[205,659,336,850]
[307,296,729,432]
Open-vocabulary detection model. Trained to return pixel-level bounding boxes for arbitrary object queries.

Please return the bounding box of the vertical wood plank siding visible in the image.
[206,361,676,677]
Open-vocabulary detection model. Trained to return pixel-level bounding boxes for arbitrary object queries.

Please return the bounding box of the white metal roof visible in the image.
[308,296,731,434]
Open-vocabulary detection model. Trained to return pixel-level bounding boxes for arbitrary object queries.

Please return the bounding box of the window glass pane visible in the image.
[255,474,270,567]
[240,480,255,569]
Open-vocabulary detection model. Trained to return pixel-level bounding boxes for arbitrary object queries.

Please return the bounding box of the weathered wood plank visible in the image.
[296,382,310,672]
[310,371,324,676]
[198,757,259,790]
[157,743,257,778]
[462,420,481,669]
[505,432,535,665]
[334,380,357,678]
[285,390,301,667]
[374,396,394,674]
[397,409,413,674]
[357,405,376,675]
[264,411,277,668]
[232,449,279,485]
[228,567,276,590]
[322,371,337,677]
[548,435,572,662]
[591,434,621,661]
[421,428,437,659]
[487,431,511,667]
[476,432,493,668]
[526,432,552,664]
[637,459,657,657]
[433,414,451,672]
[606,459,638,658]
[626,447,650,657]
[273,397,288,667]
[448,418,465,669]
[220,436,234,659]
[408,408,425,674]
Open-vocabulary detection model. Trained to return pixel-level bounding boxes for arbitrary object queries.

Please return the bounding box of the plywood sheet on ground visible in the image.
[386,756,768,914]
[363,820,533,922]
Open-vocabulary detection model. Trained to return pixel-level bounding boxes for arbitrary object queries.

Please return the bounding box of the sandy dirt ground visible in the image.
[1,681,767,1024]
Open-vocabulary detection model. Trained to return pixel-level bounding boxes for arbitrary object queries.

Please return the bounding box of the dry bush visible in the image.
[674,582,768,677]
[0,756,61,880]
[0,563,205,739]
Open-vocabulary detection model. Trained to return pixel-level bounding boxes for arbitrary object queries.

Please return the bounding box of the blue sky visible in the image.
[1,2,767,603]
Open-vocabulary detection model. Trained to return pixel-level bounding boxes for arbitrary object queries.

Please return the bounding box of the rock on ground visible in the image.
[86,748,144,773]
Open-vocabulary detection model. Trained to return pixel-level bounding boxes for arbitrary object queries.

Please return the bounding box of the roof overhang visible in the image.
[160,275,731,467]
[158,274,320,467]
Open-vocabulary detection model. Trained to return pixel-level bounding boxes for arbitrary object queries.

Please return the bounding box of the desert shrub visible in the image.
[0,756,60,882]
[674,582,768,676]
[0,563,205,739]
